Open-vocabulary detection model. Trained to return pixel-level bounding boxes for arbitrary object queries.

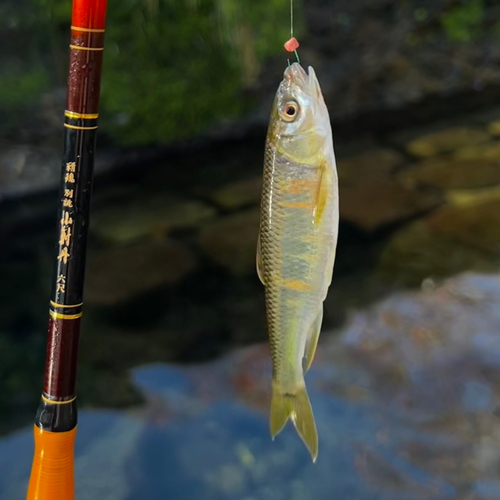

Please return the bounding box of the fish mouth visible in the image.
[284,63,321,95]
[284,62,308,88]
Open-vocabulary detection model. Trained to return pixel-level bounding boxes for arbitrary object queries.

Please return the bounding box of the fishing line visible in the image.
[285,0,300,64]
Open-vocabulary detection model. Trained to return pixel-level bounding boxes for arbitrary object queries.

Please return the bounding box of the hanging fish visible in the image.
[257,62,339,461]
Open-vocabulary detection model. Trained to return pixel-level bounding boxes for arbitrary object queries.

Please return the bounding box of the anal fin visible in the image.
[304,308,323,372]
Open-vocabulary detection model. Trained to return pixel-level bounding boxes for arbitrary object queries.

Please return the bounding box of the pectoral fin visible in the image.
[313,158,332,226]
[256,234,265,285]
[313,155,339,300]
[304,308,323,372]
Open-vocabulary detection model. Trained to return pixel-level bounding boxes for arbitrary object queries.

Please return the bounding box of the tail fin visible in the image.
[270,382,318,462]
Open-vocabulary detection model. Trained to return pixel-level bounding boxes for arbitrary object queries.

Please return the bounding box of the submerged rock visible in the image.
[197,209,260,275]
[90,195,216,244]
[445,185,500,207]
[0,145,59,199]
[339,179,442,232]
[454,141,500,162]
[399,157,500,190]
[3,272,500,500]
[427,198,500,254]
[209,177,263,210]
[337,148,405,182]
[376,189,500,287]
[487,120,500,137]
[85,240,197,305]
[376,219,496,287]
[404,127,491,158]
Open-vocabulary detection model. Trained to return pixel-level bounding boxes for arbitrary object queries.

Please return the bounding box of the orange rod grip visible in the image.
[26,426,76,500]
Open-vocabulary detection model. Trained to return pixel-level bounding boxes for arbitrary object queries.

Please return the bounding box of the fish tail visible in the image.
[270,380,318,462]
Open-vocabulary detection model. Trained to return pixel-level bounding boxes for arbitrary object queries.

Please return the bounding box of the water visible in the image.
[3,271,500,499]
[3,108,500,497]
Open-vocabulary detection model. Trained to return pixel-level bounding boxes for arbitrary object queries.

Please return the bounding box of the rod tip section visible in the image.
[72,0,108,30]
[26,426,76,500]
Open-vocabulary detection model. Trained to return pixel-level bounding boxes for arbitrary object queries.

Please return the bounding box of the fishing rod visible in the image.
[26,0,108,498]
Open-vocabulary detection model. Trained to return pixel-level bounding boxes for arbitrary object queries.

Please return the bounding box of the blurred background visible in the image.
[2,0,500,498]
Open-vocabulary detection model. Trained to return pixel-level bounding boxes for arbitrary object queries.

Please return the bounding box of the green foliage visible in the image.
[0,0,68,129]
[0,66,49,110]
[100,0,292,145]
[441,0,485,42]
[414,8,428,22]
[100,0,238,144]
[29,0,72,23]
[2,0,295,145]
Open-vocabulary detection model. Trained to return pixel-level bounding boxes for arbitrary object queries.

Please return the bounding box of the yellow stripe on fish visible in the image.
[279,201,312,210]
[281,279,313,292]
[285,179,318,195]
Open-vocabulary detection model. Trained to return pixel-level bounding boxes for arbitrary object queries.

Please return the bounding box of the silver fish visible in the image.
[257,62,339,461]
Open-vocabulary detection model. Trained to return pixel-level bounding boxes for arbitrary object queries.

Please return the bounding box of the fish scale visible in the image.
[261,149,323,385]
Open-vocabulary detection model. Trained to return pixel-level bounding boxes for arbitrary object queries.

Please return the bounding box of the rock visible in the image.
[197,209,260,275]
[453,141,500,162]
[376,219,496,288]
[487,121,500,137]
[427,198,500,254]
[91,196,215,244]
[337,273,500,419]
[405,127,491,158]
[209,177,262,209]
[85,240,197,305]
[0,142,120,200]
[0,145,60,199]
[446,185,500,207]
[339,179,442,232]
[398,157,500,189]
[337,148,405,182]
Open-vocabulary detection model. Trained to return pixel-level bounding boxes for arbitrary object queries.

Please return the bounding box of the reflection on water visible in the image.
[2,273,500,499]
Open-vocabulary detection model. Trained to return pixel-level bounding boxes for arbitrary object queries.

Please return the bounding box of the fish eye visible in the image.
[281,100,299,122]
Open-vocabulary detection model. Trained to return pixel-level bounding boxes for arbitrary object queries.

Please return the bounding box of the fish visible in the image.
[257,62,339,461]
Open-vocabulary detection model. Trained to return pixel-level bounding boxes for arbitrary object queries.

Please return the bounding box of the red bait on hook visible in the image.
[284,37,300,52]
